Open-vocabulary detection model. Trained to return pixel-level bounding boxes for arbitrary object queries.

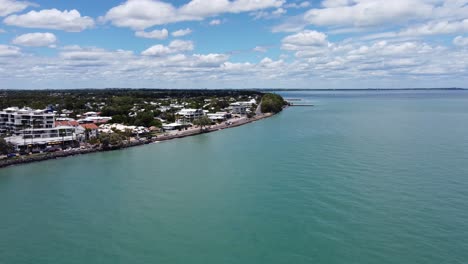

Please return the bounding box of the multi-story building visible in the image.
[207,112,231,122]
[0,107,55,135]
[5,126,76,151]
[177,109,205,122]
[229,103,247,115]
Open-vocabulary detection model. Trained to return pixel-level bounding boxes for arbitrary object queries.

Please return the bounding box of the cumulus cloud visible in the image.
[0,44,21,57]
[251,7,286,20]
[303,0,433,27]
[1,36,468,89]
[59,46,134,67]
[274,0,468,33]
[103,0,284,30]
[12,32,57,47]
[135,28,169,39]
[0,0,31,17]
[209,19,222,25]
[284,1,310,9]
[363,19,468,40]
[4,9,94,32]
[192,53,230,67]
[453,36,468,47]
[179,0,284,17]
[253,46,268,52]
[141,40,194,56]
[172,28,192,37]
[282,30,328,51]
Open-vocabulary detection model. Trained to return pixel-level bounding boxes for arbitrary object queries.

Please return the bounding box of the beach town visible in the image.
[0,90,286,167]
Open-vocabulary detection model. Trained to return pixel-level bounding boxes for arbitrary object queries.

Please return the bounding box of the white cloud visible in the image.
[271,15,308,32]
[4,9,94,32]
[321,0,352,8]
[284,1,310,9]
[0,0,31,17]
[172,28,192,37]
[140,45,172,57]
[103,0,181,30]
[135,28,168,39]
[0,28,5,33]
[252,7,286,20]
[253,46,268,52]
[209,19,222,25]
[103,0,284,30]
[59,46,134,67]
[168,40,194,52]
[363,19,468,40]
[274,0,460,33]
[282,30,328,50]
[0,44,21,57]
[12,32,57,47]
[179,0,284,17]
[304,0,434,27]
[192,53,229,67]
[141,40,194,56]
[454,36,468,47]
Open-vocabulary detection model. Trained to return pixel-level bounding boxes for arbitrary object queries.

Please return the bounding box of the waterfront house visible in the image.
[5,126,77,151]
[177,109,204,122]
[207,112,231,122]
[229,103,247,115]
[98,123,149,135]
[162,122,187,131]
[80,123,99,138]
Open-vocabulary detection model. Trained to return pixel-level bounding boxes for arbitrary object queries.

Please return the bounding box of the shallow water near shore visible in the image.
[1,90,468,263]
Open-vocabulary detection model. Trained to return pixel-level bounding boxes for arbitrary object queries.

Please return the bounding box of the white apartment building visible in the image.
[177,109,204,122]
[0,107,55,135]
[207,112,231,122]
[229,103,247,115]
[5,126,76,150]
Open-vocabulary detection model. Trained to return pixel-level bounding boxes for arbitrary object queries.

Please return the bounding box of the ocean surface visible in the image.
[1,90,468,264]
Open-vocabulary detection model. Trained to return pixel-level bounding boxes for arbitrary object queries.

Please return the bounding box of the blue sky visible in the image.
[0,0,467,89]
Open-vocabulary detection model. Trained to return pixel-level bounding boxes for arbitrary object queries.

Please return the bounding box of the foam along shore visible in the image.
[0,112,275,169]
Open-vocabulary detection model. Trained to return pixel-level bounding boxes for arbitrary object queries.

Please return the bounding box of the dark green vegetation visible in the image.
[0,138,15,154]
[0,89,263,127]
[261,93,288,113]
[0,89,261,110]
[193,116,213,131]
[98,133,126,149]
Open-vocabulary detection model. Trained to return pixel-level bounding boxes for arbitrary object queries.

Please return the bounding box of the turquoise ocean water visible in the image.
[1,90,468,263]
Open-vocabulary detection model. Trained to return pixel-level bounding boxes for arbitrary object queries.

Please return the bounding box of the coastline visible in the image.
[0,112,275,169]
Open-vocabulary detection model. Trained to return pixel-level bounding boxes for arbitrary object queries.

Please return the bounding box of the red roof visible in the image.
[55,120,79,127]
[80,123,99,130]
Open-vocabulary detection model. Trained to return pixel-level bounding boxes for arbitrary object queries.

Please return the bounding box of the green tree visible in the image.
[134,111,157,127]
[99,133,111,149]
[0,138,15,154]
[99,133,124,149]
[161,112,176,123]
[260,93,286,113]
[193,116,212,131]
[109,133,124,146]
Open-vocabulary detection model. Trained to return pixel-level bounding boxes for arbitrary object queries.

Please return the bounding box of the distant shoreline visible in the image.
[257,88,467,92]
[0,112,275,170]
[0,88,465,92]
